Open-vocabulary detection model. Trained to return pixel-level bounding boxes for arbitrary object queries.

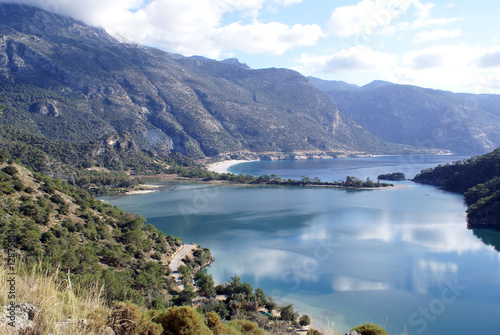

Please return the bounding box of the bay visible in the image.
[101,155,500,335]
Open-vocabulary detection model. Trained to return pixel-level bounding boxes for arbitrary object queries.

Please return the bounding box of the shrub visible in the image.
[0,181,14,194]
[12,179,25,191]
[40,181,55,194]
[150,297,167,310]
[19,202,45,223]
[0,170,11,182]
[351,323,388,335]
[307,329,322,335]
[50,193,65,205]
[62,219,77,232]
[205,311,224,334]
[2,165,18,176]
[152,306,212,335]
[226,319,265,335]
[109,301,163,335]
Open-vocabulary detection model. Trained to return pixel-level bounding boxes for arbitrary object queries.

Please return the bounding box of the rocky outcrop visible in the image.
[0,303,37,334]
[29,100,60,117]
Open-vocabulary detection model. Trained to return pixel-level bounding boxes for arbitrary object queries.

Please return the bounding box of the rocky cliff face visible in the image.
[311,77,500,154]
[0,3,392,159]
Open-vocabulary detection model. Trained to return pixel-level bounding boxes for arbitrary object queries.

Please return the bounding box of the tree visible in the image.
[175,286,197,306]
[194,272,216,297]
[301,176,312,184]
[299,314,311,326]
[265,298,276,313]
[270,174,280,182]
[225,275,242,296]
[178,265,191,281]
[0,150,10,164]
[254,287,266,305]
[279,304,298,322]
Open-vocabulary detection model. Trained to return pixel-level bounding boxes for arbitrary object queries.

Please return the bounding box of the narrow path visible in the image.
[170,244,195,291]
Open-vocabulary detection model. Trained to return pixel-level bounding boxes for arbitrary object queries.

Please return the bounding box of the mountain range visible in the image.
[0,3,399,161]
[309,77,500,154]
[0,3,498,162]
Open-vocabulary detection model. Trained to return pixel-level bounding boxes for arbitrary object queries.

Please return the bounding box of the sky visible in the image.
[5,0,500,93]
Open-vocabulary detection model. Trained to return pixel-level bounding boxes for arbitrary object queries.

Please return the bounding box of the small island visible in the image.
[377,172,406,181]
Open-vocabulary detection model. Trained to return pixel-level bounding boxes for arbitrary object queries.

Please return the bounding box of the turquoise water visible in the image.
[101,155,500,334]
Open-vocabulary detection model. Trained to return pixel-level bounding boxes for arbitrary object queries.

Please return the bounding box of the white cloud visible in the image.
[295,46,396,74]
[108,0,322,57]
[1,0,316,58]
[210,22,322,56]
[413,28,462,43]
[396,1,462,30]
[326,0,462,44]
[326,0,421,37]
[274,0,303,5]
[296,43,500,94]
[392,44,500,93]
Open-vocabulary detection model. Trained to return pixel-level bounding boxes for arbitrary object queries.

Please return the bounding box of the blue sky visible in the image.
[7,0,500,93]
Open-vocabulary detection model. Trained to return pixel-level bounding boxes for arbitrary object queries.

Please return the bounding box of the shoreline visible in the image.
[206,159,259,174]
[124,184,160,195]
[133,173,404,191]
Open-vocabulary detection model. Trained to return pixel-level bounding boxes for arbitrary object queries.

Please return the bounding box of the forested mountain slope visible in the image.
[413,148,500,227]
[0,151,189,305]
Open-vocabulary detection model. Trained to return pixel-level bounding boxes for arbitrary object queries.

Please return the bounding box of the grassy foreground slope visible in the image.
[0,151,184,305]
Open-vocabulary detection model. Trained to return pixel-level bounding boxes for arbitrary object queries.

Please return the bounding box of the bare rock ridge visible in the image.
[0,3,395,160]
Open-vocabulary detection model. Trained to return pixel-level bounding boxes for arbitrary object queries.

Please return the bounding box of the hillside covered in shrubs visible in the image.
[413,148,500,227]
[0,150,325,334]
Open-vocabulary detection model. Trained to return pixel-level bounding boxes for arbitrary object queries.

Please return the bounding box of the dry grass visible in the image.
[0,260,110,334]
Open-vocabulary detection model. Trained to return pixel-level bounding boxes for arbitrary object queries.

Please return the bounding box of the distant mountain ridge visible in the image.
[0,3,400,160]
[310,77,500,154]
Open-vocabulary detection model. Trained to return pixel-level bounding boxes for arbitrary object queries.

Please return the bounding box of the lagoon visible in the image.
[101,155,500,334]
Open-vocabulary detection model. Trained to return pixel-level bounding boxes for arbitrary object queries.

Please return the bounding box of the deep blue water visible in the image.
[101,155,500,335]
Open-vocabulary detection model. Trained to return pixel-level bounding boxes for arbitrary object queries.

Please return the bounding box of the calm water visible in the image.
[101,155,500,335]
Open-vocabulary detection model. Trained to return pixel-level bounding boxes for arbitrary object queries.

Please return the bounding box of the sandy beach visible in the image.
[206,159,258,174]
[124,184,160,195]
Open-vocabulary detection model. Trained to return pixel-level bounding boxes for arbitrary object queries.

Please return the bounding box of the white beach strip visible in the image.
[206,159,258,174]
[124,189,159,195]
[124,184,160,195]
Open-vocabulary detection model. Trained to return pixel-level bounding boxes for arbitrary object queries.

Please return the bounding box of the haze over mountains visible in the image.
[0,3,498,160]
